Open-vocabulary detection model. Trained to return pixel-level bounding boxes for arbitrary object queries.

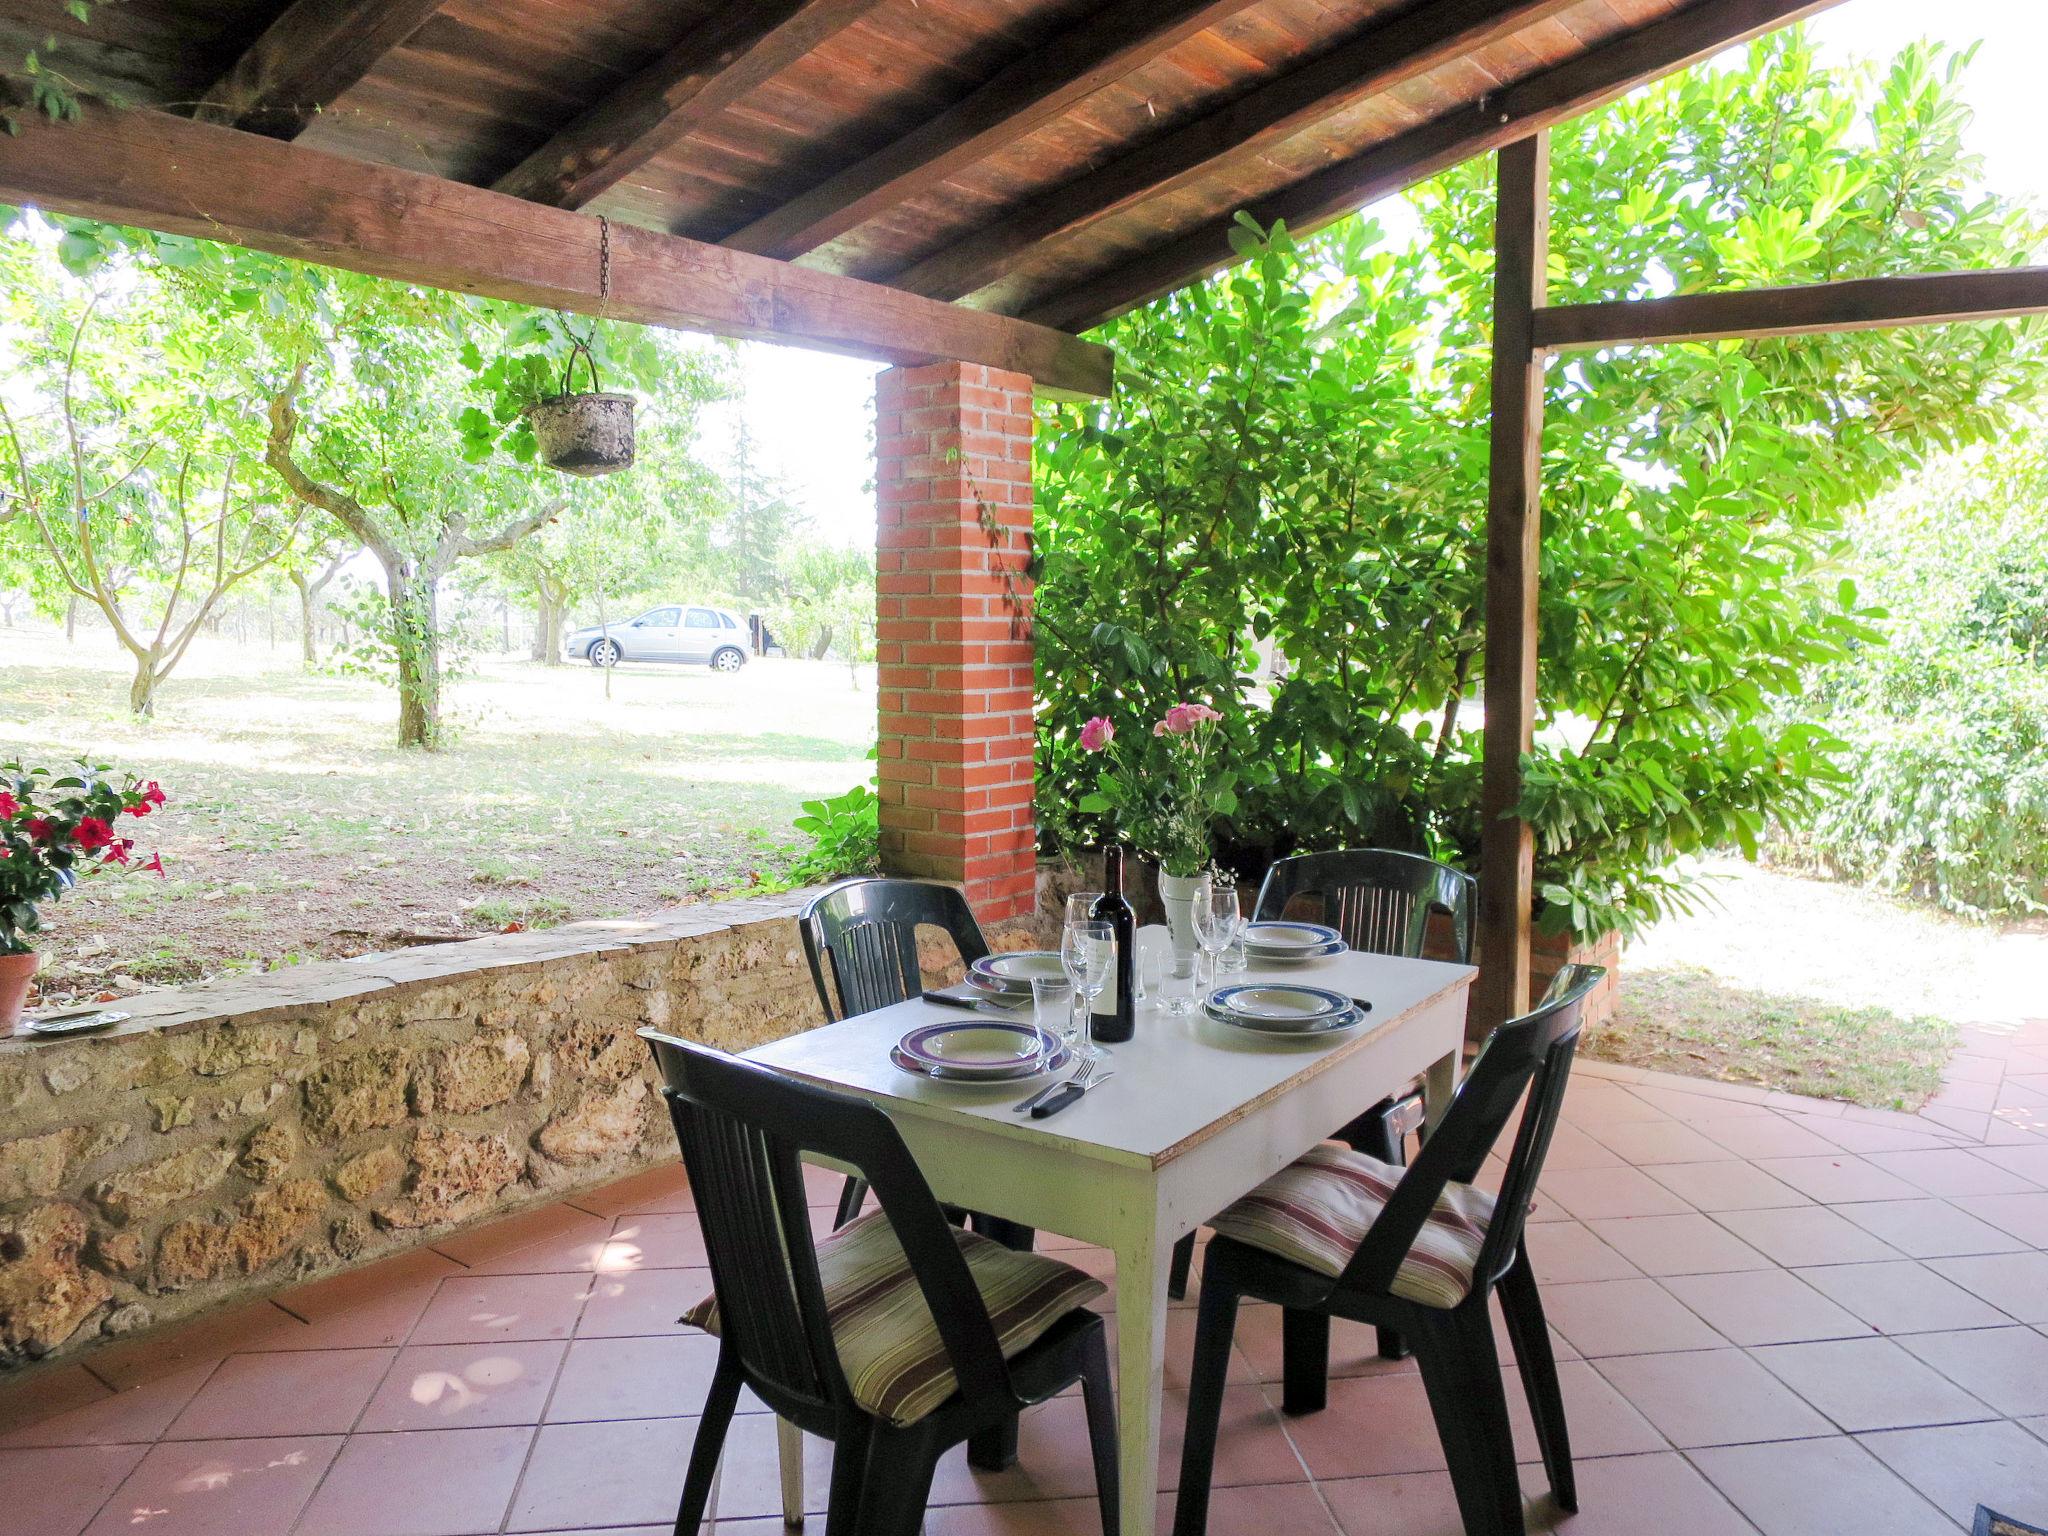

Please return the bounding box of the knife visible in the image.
[921,987,1028,1016]
[1030,1068,1115,1119]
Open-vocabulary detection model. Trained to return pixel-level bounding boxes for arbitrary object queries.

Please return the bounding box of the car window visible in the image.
[642,607,681,627]
[684,608,719,629]
[719,612,738,630]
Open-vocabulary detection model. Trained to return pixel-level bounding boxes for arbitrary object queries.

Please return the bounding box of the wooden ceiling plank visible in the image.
[195,0,449,140]
[722,0,1265,262]
[491,0,885,211]
[893,0,1583,302]
[1535,266,2048,347]
[0,102,1111,398]
[1022,0,1846,331]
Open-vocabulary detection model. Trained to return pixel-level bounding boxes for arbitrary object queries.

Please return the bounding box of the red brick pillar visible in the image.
[873,361,1036,922]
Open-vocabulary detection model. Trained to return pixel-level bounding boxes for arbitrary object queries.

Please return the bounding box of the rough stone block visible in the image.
[415,1032,530,1115]
[536,1079,648,1165]
[375,1128,521,1231]
[303,1046,412,1139]
[95,1144,236,1225]
[0,1203,110,1362]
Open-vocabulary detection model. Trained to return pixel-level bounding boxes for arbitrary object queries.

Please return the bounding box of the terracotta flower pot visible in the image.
[0,950,38,1036]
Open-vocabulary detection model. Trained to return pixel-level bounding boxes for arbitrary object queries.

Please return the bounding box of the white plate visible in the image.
[1241,921,1341,950]
[1209,983,1351,1022]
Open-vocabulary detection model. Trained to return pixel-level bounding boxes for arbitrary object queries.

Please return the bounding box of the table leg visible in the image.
[1424,1048,1460,1133]
[1112,1222,1171,1536]
[777,1416,803,1528]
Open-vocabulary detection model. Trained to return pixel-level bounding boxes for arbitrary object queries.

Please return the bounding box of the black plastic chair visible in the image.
[644,1032,1120,1536]
[1172,965,1604,1536]
[1165,850,1478,1309]
[798,877,1030,1243]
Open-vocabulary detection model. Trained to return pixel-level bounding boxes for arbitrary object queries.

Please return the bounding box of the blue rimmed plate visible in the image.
[1208,983,1351,1026]
[1242,921,1343,956]
[968,951,1068,996]
[895,1019,1064,1081]
[1204,1000,1365,1038]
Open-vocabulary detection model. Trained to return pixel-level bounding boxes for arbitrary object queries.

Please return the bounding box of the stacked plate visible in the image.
[1242,921,1346,964]
[892,1019,1069,1082]
[1205,983,1363,1037]
[967,950,1067,1003]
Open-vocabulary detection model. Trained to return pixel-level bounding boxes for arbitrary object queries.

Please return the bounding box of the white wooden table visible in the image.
[744,936,1475,1536]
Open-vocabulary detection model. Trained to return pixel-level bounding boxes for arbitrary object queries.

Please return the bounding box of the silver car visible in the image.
[565,605,751,672]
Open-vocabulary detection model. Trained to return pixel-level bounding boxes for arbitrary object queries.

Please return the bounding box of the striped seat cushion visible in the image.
[682,1211,1103,1426]
[1208,1143,1495,1309]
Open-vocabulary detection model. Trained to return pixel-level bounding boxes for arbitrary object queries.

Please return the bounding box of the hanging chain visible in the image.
[597,215,613,317]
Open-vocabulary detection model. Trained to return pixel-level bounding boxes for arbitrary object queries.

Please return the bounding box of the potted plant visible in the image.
[1076,703,1235,965]
[0,761,164,1032]
[523,337,635,477]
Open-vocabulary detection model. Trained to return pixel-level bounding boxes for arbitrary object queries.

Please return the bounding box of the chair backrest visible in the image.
[642,1030,1014,1421]
[1253,849,1477,963]
[798,877,992,1022]
[1335,963,1604,1300]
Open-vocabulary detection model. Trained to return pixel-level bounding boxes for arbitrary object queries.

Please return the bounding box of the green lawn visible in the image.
[1,624,874,1005]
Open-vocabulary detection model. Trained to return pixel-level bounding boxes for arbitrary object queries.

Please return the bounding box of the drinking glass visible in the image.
[1061,919,1113,1061]
[1192,883,1240,1003]
[1134,932,1166,1008]
[1031,975,1076,1058]
[1063,892,1102,929]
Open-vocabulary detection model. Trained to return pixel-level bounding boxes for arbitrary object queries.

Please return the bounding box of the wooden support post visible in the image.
[1472,132,1550,1036]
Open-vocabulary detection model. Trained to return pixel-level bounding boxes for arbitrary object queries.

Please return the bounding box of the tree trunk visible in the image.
[128,650,160,717]
[64,596,78,642]
[387,564,442,750]
[292,574,320,668]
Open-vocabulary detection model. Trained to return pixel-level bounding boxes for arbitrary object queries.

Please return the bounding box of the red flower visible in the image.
[142,853,167,877]
[24,817,55,843]
[0,791,16,818]
[73,817,116,851]
[102,838,133,866]
[141,781,166,807]
[126,799,150,818]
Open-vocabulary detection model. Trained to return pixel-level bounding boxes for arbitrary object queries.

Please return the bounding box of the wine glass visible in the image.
[1192,883,1240,1003]
[1063,892,1102,928]
[1061,919,1113,1061]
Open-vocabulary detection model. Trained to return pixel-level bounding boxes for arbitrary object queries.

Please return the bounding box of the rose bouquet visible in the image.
[1,760,164,979]
[1076,702,1236,878]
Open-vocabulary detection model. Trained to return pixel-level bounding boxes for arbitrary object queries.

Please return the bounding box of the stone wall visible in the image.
[0,889,1046,1376]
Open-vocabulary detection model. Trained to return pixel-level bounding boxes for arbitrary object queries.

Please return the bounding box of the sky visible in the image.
[707,0,2048,553]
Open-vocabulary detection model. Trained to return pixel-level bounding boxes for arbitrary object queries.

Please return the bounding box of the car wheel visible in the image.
[589,639,621,668]
[710,646,746,674]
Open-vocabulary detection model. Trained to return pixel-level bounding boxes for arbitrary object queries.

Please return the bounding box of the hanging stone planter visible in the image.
[525,339,635,477]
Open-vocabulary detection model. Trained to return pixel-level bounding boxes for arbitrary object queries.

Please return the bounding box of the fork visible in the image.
[1015,1055,1093,1113]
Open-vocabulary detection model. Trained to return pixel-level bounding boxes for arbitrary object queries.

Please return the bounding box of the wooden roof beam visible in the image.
[0,102,1112,398]
[492,0,884,211]
[1021,0,1846,332]
[1534,267,2048,348]
[195,0,447,140]
[721,0,1263,263]
[891,0,1581,303]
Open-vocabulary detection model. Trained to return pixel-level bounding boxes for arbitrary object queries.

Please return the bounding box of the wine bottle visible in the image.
[1090,844,1137,1043]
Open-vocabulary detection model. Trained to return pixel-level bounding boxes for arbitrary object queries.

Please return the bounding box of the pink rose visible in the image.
[1159,702,1223,735]
[1079,716,1115,753]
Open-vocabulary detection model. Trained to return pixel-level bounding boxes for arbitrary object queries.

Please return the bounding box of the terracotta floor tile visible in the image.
[1537,1168,1692,1222]
[0,1442,150,1536]
[1921,1105,1994,1140]
[1502,1361,1666,1460]
[296,1424,535,1536]
[1559,1085,1673,1128]
[1629,1084,1776,1120]
[1582,1120,1733,1166]
[1520,1220,1641,1284]
[266,1248,465,1350]
[1930,1078,2002,1114]
[1975,1143,2048,1186]
[1750,1155,1923,1205]
[1896,1327,2048,1418]
[1793,1260,2014,1335]
[163,1349,392,1440]
[1539,1278,1724,1357]
[1953,1192,2048,1247]
[565,1164,695,1219]
[1863,1149,2043,1198]
[1927,1251,2048,1322]
[606,1212,710,1271]
[1317,1471,1465,1536]
[1533,1124,1625,1172]
[1280,1372,1447,1479]
[1641,1159,1810,1213]
[1803,1118,1964,1156]
[1582,1215,1771,1277]
[508,1412,829,1530]
[575,1265,706,1338]
[1691,1116,1842,1161]
[929,1396,1109,1506]
[1595,1347,1832,1448]
[82,1434,342,1536]
[409,1271,597,1345]
[1859,1419,2048,1531]
[1658,1269,1865,1348]
[1712,1206,1903,1268]
[84,1301,309,1390]
[1691,1436,1957,1536]
[924,1493,1126,1535]
[0,1366,110,1437]
[1752,1337,1995,1432]
[1518,1451,1760,1535]
[1833,1197,2028,1259]
[545,1333,731,1423]
[434,1203,620,1276]
[357,1340,566,1431]
[0,1362,214,1449]
[1231,1305,1418,1386]
[1161,1384,1307,1492]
